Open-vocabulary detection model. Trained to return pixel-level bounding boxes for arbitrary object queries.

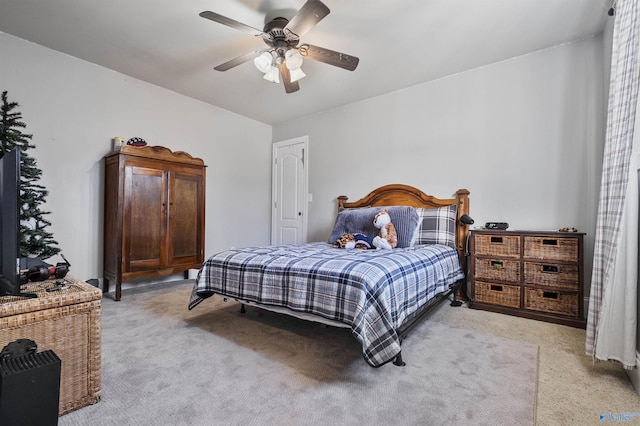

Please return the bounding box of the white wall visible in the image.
[273,36,605,290]
[1,32,273,282]
[1,31,607,297]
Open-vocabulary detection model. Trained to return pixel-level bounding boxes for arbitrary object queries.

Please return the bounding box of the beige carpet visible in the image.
[59,281,539,425]
[426,300,640,425]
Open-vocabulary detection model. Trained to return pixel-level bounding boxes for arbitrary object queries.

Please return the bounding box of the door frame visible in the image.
[271,136,309,244]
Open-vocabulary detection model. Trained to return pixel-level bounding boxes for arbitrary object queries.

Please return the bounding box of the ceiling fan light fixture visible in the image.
[289,67,306,82]
[263,66,280,83]
[201,0,360,93]
[254,51,273,73]
[285,49,304,70]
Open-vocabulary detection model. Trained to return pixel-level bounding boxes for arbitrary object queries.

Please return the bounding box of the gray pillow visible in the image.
[328,206,419,248]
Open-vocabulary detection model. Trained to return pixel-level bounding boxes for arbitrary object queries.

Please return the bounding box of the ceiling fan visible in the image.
[199,0,359,94]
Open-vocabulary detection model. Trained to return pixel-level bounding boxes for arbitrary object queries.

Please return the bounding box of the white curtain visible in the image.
[586,0,640,369]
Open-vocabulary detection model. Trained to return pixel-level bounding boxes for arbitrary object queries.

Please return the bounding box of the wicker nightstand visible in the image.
[469,229,586,328]
[0,277,101,415]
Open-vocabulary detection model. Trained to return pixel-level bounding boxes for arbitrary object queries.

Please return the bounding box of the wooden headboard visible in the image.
[337,184,471,270]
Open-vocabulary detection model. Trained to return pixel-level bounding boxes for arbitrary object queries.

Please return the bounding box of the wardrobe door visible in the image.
[166,167,204,267]
[123,165,167,273]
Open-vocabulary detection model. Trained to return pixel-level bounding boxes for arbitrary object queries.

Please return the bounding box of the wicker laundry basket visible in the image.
[0,277,101,415]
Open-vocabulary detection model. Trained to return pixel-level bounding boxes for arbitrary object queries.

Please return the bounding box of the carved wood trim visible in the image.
[117,145,205,166]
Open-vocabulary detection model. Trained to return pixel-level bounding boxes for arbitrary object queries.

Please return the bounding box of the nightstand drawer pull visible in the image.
[542,239,558,246]
[543,291,558,299]
[490,237,503,243]
[490,260,503,268]
[542,265,558,273]
[490,285,503,292]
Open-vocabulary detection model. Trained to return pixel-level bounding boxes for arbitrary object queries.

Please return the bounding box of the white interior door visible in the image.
[272,137,308,245]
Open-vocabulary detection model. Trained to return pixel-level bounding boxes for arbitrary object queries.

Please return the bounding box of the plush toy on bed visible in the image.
[333,233,356,249]
[353,233,374,250]
[333,233,375,250]
[372,209,398,249]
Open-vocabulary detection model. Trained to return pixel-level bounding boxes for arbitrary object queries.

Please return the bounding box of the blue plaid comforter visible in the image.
[188,242,464,367]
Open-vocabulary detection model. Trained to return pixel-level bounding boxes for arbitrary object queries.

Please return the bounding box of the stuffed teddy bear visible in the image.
[372,210,397,249]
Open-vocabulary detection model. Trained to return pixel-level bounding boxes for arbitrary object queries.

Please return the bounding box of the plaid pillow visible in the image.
[412,204,458,248]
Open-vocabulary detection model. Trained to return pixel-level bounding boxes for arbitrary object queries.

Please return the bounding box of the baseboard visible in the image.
[100,273,197,293]
[627,351,640,395]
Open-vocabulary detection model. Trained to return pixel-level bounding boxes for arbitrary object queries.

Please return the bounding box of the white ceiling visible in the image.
[0,0,611,125]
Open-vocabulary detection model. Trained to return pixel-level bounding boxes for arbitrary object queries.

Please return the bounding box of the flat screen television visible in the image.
[0,147,35,298]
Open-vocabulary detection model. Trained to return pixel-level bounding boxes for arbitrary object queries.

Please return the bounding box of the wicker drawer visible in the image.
[474,234,520,257]
[523,236,578,261]
[474,258,520,283]
[524,287,579,317]
[524,262,579,290]
[474,281,521,308]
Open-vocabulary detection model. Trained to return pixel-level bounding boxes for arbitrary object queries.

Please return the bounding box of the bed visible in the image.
[189,184,471,367]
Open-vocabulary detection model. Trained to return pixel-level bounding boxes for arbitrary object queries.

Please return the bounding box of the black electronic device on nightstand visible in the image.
[484,222,509,230]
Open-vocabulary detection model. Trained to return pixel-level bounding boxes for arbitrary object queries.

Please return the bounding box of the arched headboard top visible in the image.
[338,184,469,210]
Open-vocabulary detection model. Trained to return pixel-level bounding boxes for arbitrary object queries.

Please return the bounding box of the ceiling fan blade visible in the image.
[199,11,264,37]
[298,44,359,71]
[284,0,330,39]
[279,63,300,93]
[213,51,261,71]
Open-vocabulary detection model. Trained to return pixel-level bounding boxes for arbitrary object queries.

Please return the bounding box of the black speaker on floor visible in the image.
[0,339,61,426]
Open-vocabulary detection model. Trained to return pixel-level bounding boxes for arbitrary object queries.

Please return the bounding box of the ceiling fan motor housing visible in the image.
[263,17,299,49]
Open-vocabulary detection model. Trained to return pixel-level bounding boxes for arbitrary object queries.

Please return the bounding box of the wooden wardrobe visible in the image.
[103,145,206,301]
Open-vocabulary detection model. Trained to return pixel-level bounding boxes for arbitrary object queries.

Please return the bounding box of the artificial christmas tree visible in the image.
[0,91,60,260]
